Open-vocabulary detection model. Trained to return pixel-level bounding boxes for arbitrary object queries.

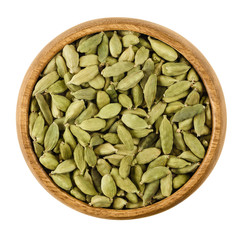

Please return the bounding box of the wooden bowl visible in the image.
[16,17,226,219]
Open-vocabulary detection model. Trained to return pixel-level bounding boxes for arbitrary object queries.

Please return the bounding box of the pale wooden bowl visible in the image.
[16,18,226,219]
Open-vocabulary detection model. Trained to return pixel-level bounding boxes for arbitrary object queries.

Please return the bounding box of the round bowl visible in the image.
[16,17,226,219]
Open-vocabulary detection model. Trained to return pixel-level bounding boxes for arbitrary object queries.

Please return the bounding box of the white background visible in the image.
[0,0,239,239]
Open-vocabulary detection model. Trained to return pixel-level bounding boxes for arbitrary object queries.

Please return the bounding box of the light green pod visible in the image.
[79,54,99,67]
[173,174,191,189]
[164,81,192,97]
[33,141,44,158]
[171,163,200,174]
[64,100,85,124]
[119,155,133,179]
[162,90,189,103]
[162,62,191,76]
[96,91,110,109]
[167,156,191,168]
[101,174,117,198]
[129,129,153,138]
[121,108,148,118]
[113,197,127,209]
[122,114,149,130]
[90,195,112,208]
[63,125,77,150]
[153,190,165,200]
[89,133,104,147]
[135,46,149,66]
[185,90,200,106]
[96,159,112,176]
[102,133,120,144]
[64,72,81,92]
[113,144,138,156]
[51,94,71,112]
[178,151,201,163]
[84,147,97,167]
[131,165,145,195]
[187,68,199,82]
[136,148,161,164]
[35,93,53,125]
[118,94,133,109]
[105,56,118,66]
[111,168,139,193]
[70,187,86,201]
[56,55,68,78]
[104,154,124,166]
[131,84,143,108]
[116,70,144,91]
[143,180,160,206]
[73,170,98,195]
[113,73,125,82]
[172,104,205,122]
[160,173,172,197]
[119,45,135,62]
[71,87,97,100]
[118,30,140,36]
[51,159,76,174]
[33,71,59,96]
[192,81,204,93]
[100,117,118,133]
[148,37,178,61]
[160,115,173,154]
[78,32,103,53]
[147,101,167,125]
[182,132,205,158]
[89,74,105,89]
[194,111,206,136]
[39,152,59,170]
[43,57,56,75]
[165,101,184,115]
[62,45,80,74]
[69,125,90,147]
[97,33,109,63]
[158,75,177,86]
[117,125,134,151]
[179,118,193,131]
[173,123,186,151]
[137,37,151,49]
[75,102,98,125]
[109,31,122,58]
[122,34,139,47]
[67,64,99,86]
[59,142,72,160]
[51,100,63,119]
[147,155,170,169]
[30,97,39,112]
[108,120,122,133]
[47,80,68,94]
[143,74,157,110]
[126,193,138,204]
[50,173,72,191]
[94,143,117,156]
[152,53,161,62]
[44,122,59,152]
[126,201,143,209]
[141,166,170,184]
[31,113,44,140]
[96,103,122,119]
[79,118,106,131]
[73,144,86,175]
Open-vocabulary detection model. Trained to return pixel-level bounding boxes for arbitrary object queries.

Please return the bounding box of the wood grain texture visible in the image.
[16,17,227,220]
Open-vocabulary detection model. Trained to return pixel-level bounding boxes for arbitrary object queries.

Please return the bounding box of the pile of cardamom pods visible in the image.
[29,30,212,209]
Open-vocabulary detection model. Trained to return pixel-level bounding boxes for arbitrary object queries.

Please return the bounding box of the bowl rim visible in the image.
[16,17,227,220]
